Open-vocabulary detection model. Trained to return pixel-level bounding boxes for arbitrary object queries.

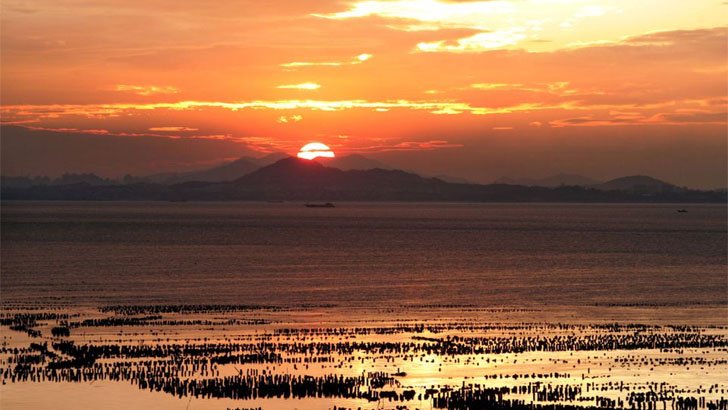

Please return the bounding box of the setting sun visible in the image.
[297,142,336,160]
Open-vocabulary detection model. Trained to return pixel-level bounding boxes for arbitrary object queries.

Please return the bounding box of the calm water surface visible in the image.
[2,201,725,307]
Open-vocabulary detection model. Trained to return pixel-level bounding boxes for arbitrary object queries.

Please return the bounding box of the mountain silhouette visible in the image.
[495,173,602,187]
[144,152,289,184]
[2,158,723,202]
[204,157,447,200]
[314,154,389,171]
[595,175,679,194]
[297,154,474,185]
[433,174,474,184]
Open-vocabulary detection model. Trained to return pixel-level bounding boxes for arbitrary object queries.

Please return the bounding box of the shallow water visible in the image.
[1,201,726,409]
[2,201,726,306]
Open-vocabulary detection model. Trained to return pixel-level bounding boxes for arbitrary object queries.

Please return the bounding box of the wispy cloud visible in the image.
[0,99,555,119]
[417,29,527,52]
[470,82,575,94]
[314,0,725,53]
[549,110,728,128]
[281,53,372,68]
[276,82,321,90]
[3,96,724,121]
[347,139,464,153]
[148,126,198,132]
[114,84,179,96]
[277,115,303,123]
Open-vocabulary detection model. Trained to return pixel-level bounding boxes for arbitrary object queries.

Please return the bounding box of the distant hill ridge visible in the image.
[495,173,602,188]
[496,173,682,195]
[3,157,723,203]
[143,152,289,184]
[594,175,678,193]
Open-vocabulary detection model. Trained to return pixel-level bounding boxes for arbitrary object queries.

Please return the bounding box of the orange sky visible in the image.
[1,0,726,187]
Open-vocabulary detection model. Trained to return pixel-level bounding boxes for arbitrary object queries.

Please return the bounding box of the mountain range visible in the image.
[494,174,602,188]
[141,152,289,184]
[2,157,724,203]
[493,173,684,194]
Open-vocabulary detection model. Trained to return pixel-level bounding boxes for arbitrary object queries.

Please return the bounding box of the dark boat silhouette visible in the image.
[305,202,335,208]
[676,209,688,213]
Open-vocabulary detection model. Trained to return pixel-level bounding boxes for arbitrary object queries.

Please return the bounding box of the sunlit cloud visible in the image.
[315,0,725,52]
[417,29,527,52]
[281,54,372,68]
[114,84,179,96]
[351,140,464,153]
[148,126,199,132]
[314,0,514,28]
[277,82,321,90]
[549,110,728,128]
[470,82,576,94]
[277,115,303,123]
[3,95,725,122]
[25,126,114,135]
[575,5,607,18]
[470,83,522,91]
[13,125,279,151]
[0,99,556,118]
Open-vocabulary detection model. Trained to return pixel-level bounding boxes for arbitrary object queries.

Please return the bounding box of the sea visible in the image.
[1,201,727,410]
[2,201,725,307]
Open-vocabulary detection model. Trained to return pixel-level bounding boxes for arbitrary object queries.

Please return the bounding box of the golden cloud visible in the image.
[276,83,322,90]
[114,84,179,96]
[281,54,372,68]
[148,126,199,132]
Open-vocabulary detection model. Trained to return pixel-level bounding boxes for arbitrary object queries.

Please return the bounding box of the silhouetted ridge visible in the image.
[2,160,723,202]
[142,152,291,184]
[314,154,389,171]
[232,157,445,197]
[495,173,602,187]
[235,157,330,184]
[596,175,677,193]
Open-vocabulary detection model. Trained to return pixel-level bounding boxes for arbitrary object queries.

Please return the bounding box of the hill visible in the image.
[595,175,680,194]
[2,158,724,202]
[143,153,289,184]
[495,173,602,187]
[314,154,389,171]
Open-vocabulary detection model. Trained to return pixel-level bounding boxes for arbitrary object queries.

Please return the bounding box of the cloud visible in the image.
[3,94,723,123]
[114,84,179,96]
[470,82,573,94]
[0,99,552,118]
[281,53,372,68]
[277,115,303,123]
[549,110,727,128]
[417,29,527,52]
[336,138,463,154]
[353,139,464,153]
[148,126,199,132]
[276,82,321,90]
[314,0,725,53]
[25,126,114,135]
[314,0,514,28]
